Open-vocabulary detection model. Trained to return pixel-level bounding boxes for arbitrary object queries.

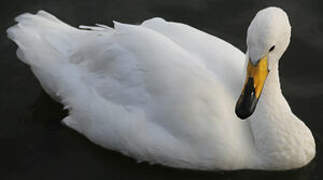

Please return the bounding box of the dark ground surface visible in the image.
[1,0,323,179]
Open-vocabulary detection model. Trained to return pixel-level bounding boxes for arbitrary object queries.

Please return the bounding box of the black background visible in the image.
[1,0,323,179]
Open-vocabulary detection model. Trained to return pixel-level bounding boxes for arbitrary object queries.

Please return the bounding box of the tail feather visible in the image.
[7,11,114,99]
[36,10,71,26]
[14,11,74,31]
[7,11,79,65]
[7,11,83,99]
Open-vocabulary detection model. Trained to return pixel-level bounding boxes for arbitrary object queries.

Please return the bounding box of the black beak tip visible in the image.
[235,77,259,120]
[235,107,253,119]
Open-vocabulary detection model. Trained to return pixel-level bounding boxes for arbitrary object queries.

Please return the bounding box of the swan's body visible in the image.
[7,7,315,170]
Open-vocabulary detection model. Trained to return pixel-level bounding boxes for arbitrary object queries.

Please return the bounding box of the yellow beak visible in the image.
[235,55,269,119]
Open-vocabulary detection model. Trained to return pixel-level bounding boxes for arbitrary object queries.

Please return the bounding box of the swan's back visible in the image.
[142,18,245,91]
[7,11,256,170]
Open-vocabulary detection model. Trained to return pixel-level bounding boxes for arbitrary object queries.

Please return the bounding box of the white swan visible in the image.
[7,7,315,170]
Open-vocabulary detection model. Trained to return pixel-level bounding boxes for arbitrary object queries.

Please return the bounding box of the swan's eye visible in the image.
[269,45,275,52]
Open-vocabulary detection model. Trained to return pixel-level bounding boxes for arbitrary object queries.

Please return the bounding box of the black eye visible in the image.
[269,45,275,52]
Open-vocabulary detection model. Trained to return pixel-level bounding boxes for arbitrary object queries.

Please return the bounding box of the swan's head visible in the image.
[235,7,291,119]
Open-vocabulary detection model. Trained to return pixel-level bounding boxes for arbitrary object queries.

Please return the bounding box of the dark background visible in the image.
[1,0,323,179]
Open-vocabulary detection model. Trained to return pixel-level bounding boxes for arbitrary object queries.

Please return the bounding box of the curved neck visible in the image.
[261,64,284,100]
[248,62,315,169]
[253,63,290,118]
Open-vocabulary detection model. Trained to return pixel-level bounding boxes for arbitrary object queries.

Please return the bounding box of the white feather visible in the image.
[7,7,315,170]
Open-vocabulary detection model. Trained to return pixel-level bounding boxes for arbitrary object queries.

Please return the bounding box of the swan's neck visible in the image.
[259,63,284,104]
[248,63,315,169]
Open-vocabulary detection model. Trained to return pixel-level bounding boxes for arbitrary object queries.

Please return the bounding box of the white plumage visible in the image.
[7,7,315,170]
